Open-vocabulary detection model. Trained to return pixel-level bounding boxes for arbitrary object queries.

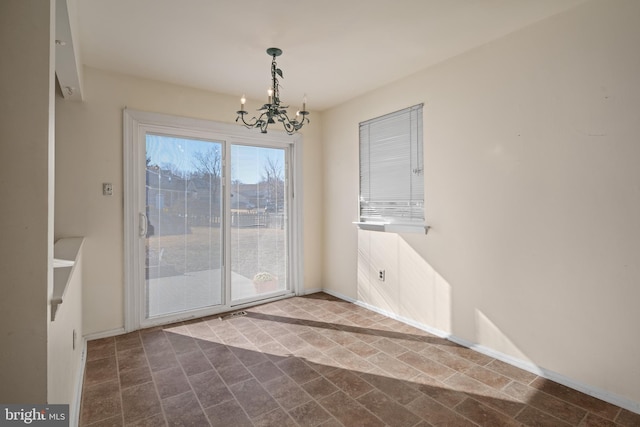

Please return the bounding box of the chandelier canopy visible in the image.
[236,48,309,135]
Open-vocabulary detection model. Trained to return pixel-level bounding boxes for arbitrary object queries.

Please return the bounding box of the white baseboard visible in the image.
[302,287,324,296]
[320,288,357,303]
[342,296,640,416]
[354,299,450,340]
[448,335,640,415]
[71,338,87,427]
[84,327,125,341]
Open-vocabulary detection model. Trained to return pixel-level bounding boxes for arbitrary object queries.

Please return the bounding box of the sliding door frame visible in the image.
[123,109,304,332]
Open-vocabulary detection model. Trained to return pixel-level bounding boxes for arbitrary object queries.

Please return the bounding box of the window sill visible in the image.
[353,222,430,234]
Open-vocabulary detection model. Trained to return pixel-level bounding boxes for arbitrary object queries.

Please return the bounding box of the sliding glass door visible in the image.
[145,134,224,318]
[229,144,288,304]
[124,110,298,329]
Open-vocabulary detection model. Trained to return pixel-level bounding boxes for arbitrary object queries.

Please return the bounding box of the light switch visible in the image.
[103,183,113,196]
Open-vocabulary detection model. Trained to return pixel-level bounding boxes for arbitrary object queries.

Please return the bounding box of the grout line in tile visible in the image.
[141,330,170,426]
[510,397,528,420]
[114,337,125,427]
[612,407,623,424]
[173,334,218,426]
[524,381,600,422]
[452,397,501,427]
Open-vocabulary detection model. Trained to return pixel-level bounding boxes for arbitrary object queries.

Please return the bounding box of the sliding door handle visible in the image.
[139,212,148,237]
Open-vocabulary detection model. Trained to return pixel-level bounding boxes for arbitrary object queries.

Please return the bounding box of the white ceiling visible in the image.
[74,0,586,111]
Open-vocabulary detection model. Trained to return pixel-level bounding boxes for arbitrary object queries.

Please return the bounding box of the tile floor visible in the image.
[80,293,639,426]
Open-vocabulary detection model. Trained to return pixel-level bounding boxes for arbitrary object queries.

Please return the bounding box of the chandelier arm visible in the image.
[278,112,304,135]
[237,110,269,129]
[237,113,257,128]
[281,116,294,132]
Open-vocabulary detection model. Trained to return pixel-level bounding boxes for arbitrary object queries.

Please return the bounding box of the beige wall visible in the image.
[55,67,323,335]
[0,1,55,403]
[322,0,640,406]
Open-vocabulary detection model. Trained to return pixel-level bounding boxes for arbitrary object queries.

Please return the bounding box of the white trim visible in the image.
[353,221,428,235]
[143,306,233,330]
[292,136,304,295]
[303,288,324,296]
[231,291,294,308]
[352,221,386,232]
[84,327,126,341]
[70,338,87,427]
[448,335,640,414]
[123,109,139,332]
[354,299,449,339]
[228,293,295,312]
[223,140,231,310]
[349,297,640,416]
[144,293,296,327]
[321,289,357,303]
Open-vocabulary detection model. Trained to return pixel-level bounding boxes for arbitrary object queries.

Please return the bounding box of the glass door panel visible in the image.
[230,145,288,302]
[145,134,223,318]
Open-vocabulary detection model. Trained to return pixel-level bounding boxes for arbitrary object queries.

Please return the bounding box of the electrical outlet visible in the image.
[103,182,113,196]
[378,270,385,281]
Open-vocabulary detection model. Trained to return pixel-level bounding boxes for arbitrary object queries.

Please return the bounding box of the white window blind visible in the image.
[359,104,424,225]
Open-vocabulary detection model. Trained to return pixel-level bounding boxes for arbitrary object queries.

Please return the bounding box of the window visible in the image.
[358,104,425,232]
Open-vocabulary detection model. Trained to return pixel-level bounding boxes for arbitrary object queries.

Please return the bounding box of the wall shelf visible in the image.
[52,237,84,321]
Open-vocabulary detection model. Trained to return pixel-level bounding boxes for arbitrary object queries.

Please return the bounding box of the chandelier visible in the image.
[236,48,310,135]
